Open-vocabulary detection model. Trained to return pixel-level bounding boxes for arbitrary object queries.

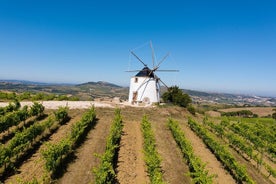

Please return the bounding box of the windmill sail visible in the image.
[128,42,178,105]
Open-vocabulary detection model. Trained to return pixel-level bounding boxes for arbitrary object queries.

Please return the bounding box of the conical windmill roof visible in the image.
[135,67,154,78]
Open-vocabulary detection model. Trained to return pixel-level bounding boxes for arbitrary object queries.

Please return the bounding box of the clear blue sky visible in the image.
[0,0,275,97]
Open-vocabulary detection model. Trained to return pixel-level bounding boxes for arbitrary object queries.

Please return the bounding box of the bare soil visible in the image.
[179,120,235,184]
[230,148,272,184]
[201,121,273,184]
[0,116,37,145]
[149,111,192,184]
[5,109,84,183]
[116,118,149,184]
[1,101,273,184]
[146,107,235,184]
[57,108,113,184]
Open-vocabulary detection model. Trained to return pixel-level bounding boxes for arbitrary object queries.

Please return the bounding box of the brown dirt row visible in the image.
[3,106,272,184]
[197,118,273,184]
[207,116,276,184]
[0,116,38,145]
[116,119,149,184]
[116,108,149,184]
[57,107,114,184]
[224,131,276,183]
[148,107,234,184]
[5,109,85,184]
[117,106,236,184]
[178,120,236,184]
[3,115,50,147]
[230,149,272,184]
[149,112,192,184]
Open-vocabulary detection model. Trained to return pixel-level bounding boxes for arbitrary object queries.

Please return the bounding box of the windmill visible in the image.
[127,41,179,105]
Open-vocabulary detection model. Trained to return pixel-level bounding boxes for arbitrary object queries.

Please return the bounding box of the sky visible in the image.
[0,0,275,97]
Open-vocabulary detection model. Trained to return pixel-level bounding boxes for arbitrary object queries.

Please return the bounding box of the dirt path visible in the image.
[116,108,149,184]
[57,107,113,184]
[0,101,115,109]
[117,107,193,184]
[150,116,192,183]
[179,120,236,184]
[5,109,84,183]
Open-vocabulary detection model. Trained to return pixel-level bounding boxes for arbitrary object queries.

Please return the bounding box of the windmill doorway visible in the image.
[132,91,138,104]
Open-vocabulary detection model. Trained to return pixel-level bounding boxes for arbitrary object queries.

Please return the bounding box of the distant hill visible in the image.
[77,81,122,88]
[0,79,75,86]
[0,79,128,100]
[182,89,276,106]
[0,79,275,106]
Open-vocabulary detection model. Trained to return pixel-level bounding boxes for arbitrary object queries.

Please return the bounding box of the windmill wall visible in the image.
[128,76,160,104]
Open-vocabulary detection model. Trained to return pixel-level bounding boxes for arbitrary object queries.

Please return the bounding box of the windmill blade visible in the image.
[150,41,155,68]
[139,79,150,101]
[147,68,154,77]
[158,77,169,89]
[156,80,161,101]
[136,77,150,94]
[154,52,170,71]
[156,70,179,72]
[137,77,150,91]
[130,51,147,67]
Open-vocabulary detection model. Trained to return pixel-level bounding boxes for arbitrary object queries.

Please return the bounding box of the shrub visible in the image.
[162,86,191,107]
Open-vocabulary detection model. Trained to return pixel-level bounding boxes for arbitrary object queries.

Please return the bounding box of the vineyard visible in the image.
[0,101,275,184]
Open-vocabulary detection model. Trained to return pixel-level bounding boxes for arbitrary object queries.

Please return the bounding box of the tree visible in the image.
[162,86,192,107]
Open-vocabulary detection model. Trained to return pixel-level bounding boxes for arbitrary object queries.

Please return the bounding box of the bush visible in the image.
[221,110,255,118]
[162,86,191,107]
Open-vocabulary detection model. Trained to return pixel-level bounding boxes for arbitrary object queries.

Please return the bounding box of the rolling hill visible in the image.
[0,79,275,106]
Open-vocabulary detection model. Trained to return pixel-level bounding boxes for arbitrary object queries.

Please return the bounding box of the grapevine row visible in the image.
[0,106,68,179]
[94,108,123,184]
[188,118,254,184]
[0,102,44,134]
[141,116,164,184]
[203,118,276,179]
[41,107,96,178]
[0,104,46,166]
[168,118,213,184]
[0,100,21,117]
[203,118,254,160]
[0,117,53,175]
[228,120,276,160]
[0,106,29,133]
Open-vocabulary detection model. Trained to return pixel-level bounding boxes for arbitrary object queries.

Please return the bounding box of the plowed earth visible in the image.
[1,104,274,184]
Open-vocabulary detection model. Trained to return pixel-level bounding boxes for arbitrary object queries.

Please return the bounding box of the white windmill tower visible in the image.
[127,41,178,105]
